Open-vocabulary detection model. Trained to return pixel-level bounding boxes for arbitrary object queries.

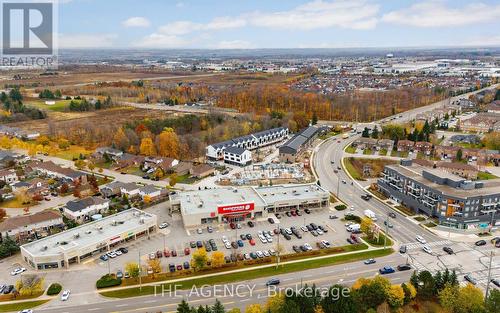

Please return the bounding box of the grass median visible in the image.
[100,248,393,299]
[0,300,50,313]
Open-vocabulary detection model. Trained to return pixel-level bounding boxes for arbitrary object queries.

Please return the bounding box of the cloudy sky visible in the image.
[57,0,500,49]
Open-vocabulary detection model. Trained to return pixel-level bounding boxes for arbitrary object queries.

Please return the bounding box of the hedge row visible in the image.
[46,283,62,295]
[96,274,122,289]
[334,204,347,211]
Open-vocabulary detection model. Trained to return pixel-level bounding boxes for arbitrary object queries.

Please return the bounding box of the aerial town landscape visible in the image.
[0,1,499,313]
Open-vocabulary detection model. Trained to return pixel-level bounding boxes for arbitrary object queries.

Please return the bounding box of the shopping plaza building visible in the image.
[378,159,500,230]
[20,209,157,270]
[170,183,330,227]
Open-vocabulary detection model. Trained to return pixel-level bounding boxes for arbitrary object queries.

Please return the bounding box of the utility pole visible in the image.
[336,177,340,197]
[276,224,280,269]
[138,249,142,291]
[485,251,494,301]
[383,216,389,250]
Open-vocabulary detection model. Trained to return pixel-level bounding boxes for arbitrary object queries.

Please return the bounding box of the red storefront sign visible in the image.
[217,202,254,214]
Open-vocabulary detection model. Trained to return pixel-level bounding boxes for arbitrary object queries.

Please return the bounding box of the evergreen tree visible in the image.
[456,149,463,161]
[311,113,318,125]
[177,299,191,313]
[485,289,500,313]
[371,126,379,139]
[449,270,458,286]
[362,127,370,138]
[321,284,356,313]
[212,299,225,313]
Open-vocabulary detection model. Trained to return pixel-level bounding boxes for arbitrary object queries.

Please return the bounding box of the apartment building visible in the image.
[378,159,499,230]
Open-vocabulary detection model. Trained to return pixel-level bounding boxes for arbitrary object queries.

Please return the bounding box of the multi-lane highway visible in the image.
[36,254,410,313]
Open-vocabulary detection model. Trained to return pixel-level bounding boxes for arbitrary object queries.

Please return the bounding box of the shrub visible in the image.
[345,214,362,223]
[335,204,347,211]
[96,274,122,289]
[47,283,62,295]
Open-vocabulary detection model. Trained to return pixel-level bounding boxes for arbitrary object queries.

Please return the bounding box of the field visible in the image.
[344,157,397,180]
[24,99,75,112]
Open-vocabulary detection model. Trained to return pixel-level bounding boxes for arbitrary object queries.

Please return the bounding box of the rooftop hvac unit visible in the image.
[85,230,92,234]
[73,233,80,238]
[111,220,117,226]
[41,246,47,251]
[97,226,103,231]
[139,217,144,224]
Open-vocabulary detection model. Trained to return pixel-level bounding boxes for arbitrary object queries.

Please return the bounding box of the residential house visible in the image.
[460,113,500,132]
[279,126,320,163]
[139,185,161,200]
[173,161,193,176]
[414,141,433,155]
[0,210,63,242]
[377,139,394,152]
[486,100,500,114]
[119,183,141,198]
[100,181,126,198]
[223,146,252,166]
[114,153,145,169]
[64,197,110,222]
[95,147,123,159]
[0,169,17,184]
[436,162,478,180]
[434,145,461,160]
[190,164,215,178]
[31,161,87,183]
[397,140,415,152]
[351,137,378,150]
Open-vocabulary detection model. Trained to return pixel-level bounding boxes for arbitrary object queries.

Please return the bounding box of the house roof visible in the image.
[139,185,159,195]
[32,161,86,179]
[224,146,247,155]
[65,197,109,212]
[191,164,214,175]
[0,210,62,232]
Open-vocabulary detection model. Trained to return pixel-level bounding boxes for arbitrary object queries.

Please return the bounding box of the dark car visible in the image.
[285,211,292,217]
[347,238,355,244]
[171,250,177,257]
[231,241,238,249]
[119,247,128,254]
[397,264,412,271]
[190,241,197,248]
[292,245,301,253]
[205,244,212,252]
[100,255,109,261]
[268,217,275,224]
[379,266,395,275]
[304,209,311,214]
[388,212,396,218]
[294,232,302,239]
[361,194,372,201]
[284,234,292,240]
[491,279,500,288]
[246,234,252,240]
[237,240,244,247]
[266,278,280,286]
[306,224,313,231]
[156,250,163,258]
[3,285,13,294]
[229,223,236,229]
[475,240,487,246]
[169,264,176,273]
[250,252,258,259]
[464,274,477,285]
[318,225,328,233]
[399,245,407,254]
[443,246,454,255]
[176,264,183,271]
[310,223,318,230]
[196,241,203,248]
[247,221,255,227]
[184,247,191,255]
[296,210,302,216]
[240,234,247,240]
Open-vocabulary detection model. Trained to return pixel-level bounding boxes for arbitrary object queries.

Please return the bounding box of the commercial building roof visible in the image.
[254,184,329,204]
[21,208,156,257]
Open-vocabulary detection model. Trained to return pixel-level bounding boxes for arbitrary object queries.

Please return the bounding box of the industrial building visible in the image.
[20,208,157,270]
[279,126,320,163]
[378,160,500,230]
[170,183,330,227]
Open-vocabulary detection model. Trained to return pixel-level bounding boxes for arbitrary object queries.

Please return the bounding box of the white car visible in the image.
[114,250,122,256]
[107,252,117,258]
[256,251,264,258]
[244,253,251,260]
[263,250,270,257]
[422,245,432,254]
[259,235,268,244]
[321,240,331,248]
[159,222,169,229]
[10,267,26,276]
[222,236,228,243]
[268,249,277,256]
[148,253,156,260]
[18,310,33,313]
[224,242,231,249]
[303,243,313,251]
[301,225,308,232]
[196,228,203,234]
[416,235,426,244]
[317,229,324,235]
[350,206,355,211]
[61,290,71,301]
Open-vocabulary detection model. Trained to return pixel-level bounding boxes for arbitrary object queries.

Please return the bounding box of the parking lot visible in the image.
[93,203,368,276]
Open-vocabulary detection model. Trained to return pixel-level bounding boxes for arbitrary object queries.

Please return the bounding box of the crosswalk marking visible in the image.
[404,240,452,250]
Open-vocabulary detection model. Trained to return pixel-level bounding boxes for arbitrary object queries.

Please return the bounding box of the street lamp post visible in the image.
[384,216,389,250]
[485,251,494,301]
[138,249,142,291]
[276,224,280,269]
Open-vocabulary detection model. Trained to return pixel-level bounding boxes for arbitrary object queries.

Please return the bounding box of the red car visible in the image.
[249,239,256,246]
[172,250,177,257]
[291,210,297,216]
[176,264,183,271]
[184,247,191,255]
[229,223,236,229]
[163,249,170,257]
[156,250,163,258]
[350,234,358,243]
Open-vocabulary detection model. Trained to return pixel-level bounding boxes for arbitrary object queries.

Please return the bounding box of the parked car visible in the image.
[388,212,396,218]
[247,221,255,227]
[207,226,213,233]
[268,217,275,224]
[184,248,191,255]
[183,261,190,270]
[10,267,26,276]
[156,250,163,258]
[116,270,123,278]
[304,209,311,214]
[237,240,244,247]
[491,278,500,287]
[379,266,395,275]
[190,241,197,248]
[329,214,338,219]
[399,245,407,254]
[163,249,171,257]
[100,255,109,261]
[159,222,169,229]
[3,285,13,294]
[119,247,128,254]
[364,259,376,265]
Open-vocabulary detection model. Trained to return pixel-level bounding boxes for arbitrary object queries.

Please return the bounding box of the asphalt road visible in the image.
[36,254,411,313]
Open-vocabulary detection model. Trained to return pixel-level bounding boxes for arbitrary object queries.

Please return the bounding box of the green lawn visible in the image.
[363,233,393,247]
[52,145,93,160]
[1,198,38,208]
[343,157,365,181]
[477,171,498,180]
[100,248,393,298]
[25,99,76,112]
[363,148,373,155]
[378,149,387,156]
[345,146,356,154]
[0,300,50,313]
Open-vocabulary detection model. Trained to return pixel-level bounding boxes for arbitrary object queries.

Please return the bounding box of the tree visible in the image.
[265,294,285,313]
[362,127,370,138]
[312,112,318,125]
[401,282,416,304]
[212,299,225,313]
[15,274,44,296]
[245,304,263,313]
[177,299,192,313]
[0,208,6,220]
[14,187,30,205]
[416,270,435,300]
[210,251,225,268]
[371,126,379,139]
[147,258,161,276]
[360,217,374,239]
[456,284,484,313]
[485,289,500,313]
[191,247,208,271]
[139,137,157,156]
[423,120,431,141]
[143,195,152,204]
[169,173,178,187]
[439,283,459,312]
[321,284,356,313]
[456,149,463,161]
[125,262,140,278]
[386,284,405,308]
[227,309,241,313]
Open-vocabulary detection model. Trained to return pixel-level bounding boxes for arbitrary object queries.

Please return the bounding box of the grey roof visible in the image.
[210,127,288,150]
[212,140,236,150]
[299,126,319,139]
[139,185,159,194]
[65,197,109,212]
[279,134,308,154]
[225,146,247,155]
[253,127,286,138]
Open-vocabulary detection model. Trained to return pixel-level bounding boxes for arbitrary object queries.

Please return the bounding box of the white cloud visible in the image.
[58,33,117,48]
[158,21,202,35]
[206,17,247,30]
[214,40,253,49]
[248,0,379,30]
[122,17,151,28]
[382,1,500,27]
[134,33,191,48]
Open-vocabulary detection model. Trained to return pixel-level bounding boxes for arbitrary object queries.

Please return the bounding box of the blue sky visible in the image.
[57,0,500,49]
